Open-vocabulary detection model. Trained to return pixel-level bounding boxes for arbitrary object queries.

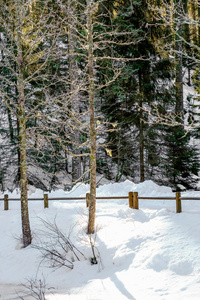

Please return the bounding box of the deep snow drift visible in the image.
[0,180,200,299]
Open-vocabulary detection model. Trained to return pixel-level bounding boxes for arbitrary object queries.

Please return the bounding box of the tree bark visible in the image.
[67,1,82,186]
[138,69,144,182]
[175,0,184,121]
[16,0,31,247]
[87,0,96,234]
[18,107,32,247]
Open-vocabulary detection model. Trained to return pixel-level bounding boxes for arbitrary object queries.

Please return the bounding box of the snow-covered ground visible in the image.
[0,180,200,300]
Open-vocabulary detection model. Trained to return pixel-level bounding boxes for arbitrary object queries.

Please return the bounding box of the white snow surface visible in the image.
[0,180,200,299]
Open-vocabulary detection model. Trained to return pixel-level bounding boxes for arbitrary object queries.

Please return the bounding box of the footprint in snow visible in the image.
[169,260,193,276]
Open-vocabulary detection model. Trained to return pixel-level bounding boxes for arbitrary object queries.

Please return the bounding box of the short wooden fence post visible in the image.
[44,194,48,208]
[129,192,133,208]
[176,192,182,213]
[86,193,90,207]
[4,194,8,211]
[133,192,139,210]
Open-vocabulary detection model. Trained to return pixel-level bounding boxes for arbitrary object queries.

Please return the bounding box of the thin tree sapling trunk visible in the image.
[16,0,31,247]
[87,0,96,234]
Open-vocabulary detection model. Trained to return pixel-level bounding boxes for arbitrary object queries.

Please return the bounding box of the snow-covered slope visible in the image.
[0,180,200,299]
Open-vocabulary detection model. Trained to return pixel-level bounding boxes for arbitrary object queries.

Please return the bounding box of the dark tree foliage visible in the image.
[164,127,199,190]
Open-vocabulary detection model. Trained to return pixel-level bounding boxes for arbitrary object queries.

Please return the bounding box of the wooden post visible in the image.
[4,194,8,211]
[44,194,48,208]
[86,193,90,207]
[129,192,133,208]
[133,192,139,209]
[176,192,182,213]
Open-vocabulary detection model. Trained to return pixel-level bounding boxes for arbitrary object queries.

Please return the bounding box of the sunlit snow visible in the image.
[0,180,200,299]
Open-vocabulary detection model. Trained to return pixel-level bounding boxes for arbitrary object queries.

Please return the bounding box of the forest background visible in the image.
[0,0,200,243]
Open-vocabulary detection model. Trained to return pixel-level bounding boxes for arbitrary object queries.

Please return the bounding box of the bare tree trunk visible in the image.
[175,0,184,121]
[175,54,183,115]
[138,69,144,182]
[198,1,200,45]
[16,0,31,247]
[7,108,14,142]
[71,122,81,184]
[18,106,31,247]
[188,68,191,86]
[67,1,82,186]
[17,119,21,184]
[190,0,198,45]
[87,0,96,234]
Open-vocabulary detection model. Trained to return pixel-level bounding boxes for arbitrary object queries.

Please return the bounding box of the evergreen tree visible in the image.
[100,0,175,184]
[164,127,199,190]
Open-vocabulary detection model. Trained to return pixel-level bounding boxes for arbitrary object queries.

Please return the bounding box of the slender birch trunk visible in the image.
[138,69,144,182]
[18,105,32,247]
[16,0,31,247]
[67,1,82,185]
[87,0,96,234]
